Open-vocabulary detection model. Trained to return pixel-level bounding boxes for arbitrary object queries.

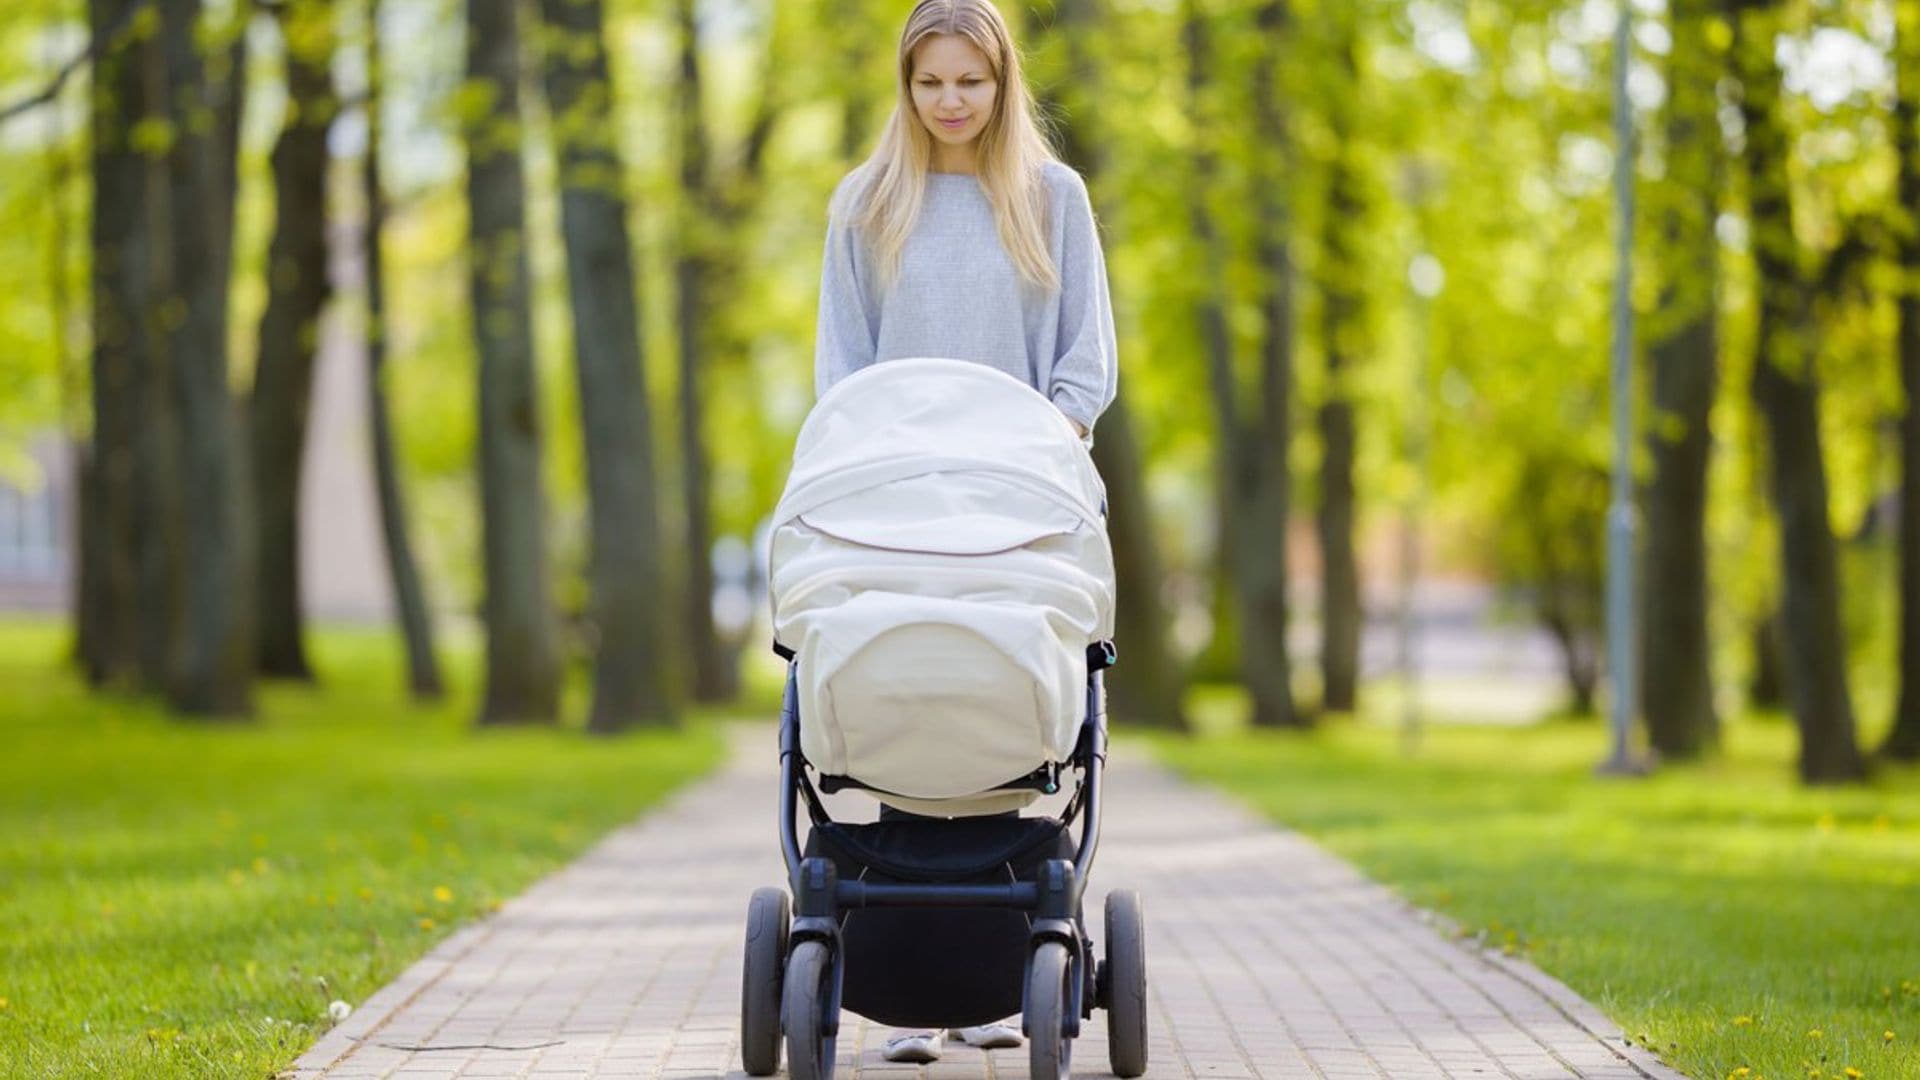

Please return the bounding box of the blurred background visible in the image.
[0,0,1915,780]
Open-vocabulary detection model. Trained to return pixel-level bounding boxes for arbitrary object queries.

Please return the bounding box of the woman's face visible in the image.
[910,34,997,153]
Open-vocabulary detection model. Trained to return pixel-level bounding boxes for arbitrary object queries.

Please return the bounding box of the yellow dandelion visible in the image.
[357,886,374,902]
[251,857,269,875]
[227,868,247,887]
[417,917,435,931]
[432,885,454,904]
[0,997,10,1011]
[1735,1016,1755,1027]
[1885,1031,1896,1044]
[1809,1029,1825,1040]
[1730,1068,1752,1079]
[1843,1068,1862,1079]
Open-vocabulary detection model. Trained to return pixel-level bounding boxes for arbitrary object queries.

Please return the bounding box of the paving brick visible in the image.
[290,727,1688,1080]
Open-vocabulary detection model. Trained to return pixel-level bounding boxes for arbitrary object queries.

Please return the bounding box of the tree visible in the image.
[363,0,443,701]
[159,0,253,716]
[464,0,559,725]
[1731,0,1866,782]
[1184,0,1301,729]
[672,0,785,702]
[1040,0,1189,731]
[536,0,679,730]
[1313,7,1364,715]
[250,0,336,681]
[1886,0,1920,760]
[1639,0,1723,758]
[79,0,160,688]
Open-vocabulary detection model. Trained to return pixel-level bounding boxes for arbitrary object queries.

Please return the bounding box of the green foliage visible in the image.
[1154,710,1920,1080]
[0,619,724,1077]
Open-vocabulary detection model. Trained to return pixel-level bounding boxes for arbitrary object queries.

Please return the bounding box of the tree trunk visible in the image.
[465,0,559,725]
[1048,0,1188,731]
[160,0,253,717]
[1243,0,1301,729]
[1640,0,1722,758]
[251,0,335,681]
[364,0,443,701]
[82,0,153,687]
[673,0,735,702]
[1885,2,1920,760]
[1733,3,1865,782]
[538,0,679,731]
[1314,15,1363,715]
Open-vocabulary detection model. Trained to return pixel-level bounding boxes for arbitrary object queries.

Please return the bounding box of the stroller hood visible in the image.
[769,359,1117,811]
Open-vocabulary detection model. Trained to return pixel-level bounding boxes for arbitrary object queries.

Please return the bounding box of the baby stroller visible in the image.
[740,359,1149,1080]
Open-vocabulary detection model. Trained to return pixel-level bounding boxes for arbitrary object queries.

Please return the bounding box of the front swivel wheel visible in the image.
[1025,941,1074,1080]
[739,887,788,1075]
[783,939,838,1080]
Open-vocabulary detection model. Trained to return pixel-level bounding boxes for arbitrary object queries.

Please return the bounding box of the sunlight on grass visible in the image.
[1152,689,1920,1080]
[0,618,726,1078]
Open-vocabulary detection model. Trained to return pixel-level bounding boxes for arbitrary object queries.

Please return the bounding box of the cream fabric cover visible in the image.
[770,358,1116,816]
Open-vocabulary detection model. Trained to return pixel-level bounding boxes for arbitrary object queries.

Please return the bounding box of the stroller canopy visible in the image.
[770,358,1116,813]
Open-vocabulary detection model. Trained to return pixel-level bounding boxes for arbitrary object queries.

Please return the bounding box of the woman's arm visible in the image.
[814,208,879,398]
[1047,172,1119,438]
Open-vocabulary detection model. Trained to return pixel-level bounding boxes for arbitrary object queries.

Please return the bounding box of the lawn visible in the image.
[1153,697,1920,1080]
[0,619,726,1078]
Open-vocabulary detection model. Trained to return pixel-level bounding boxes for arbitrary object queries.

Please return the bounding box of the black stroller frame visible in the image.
[739,641,1149,1080]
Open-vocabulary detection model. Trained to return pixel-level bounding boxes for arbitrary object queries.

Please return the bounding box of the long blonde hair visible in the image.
[841,0,1060,293]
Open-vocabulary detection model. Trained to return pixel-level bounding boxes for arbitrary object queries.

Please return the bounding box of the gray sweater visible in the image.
[813,161,1119,434]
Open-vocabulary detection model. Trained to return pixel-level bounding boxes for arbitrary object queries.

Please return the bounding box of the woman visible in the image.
[814,0,1118,444]
[811,0,1120,1063]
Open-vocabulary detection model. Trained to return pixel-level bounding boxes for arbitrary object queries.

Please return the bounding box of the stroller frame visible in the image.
[742,642,1147,1080]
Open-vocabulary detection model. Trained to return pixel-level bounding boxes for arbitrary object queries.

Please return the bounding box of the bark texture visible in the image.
[1315,16,1363,714]
[364,0,443,701]
[1640,0,1722,758]
[539,0,679,731]
[1886,1,1920,760]
[251,0,336,681]
[1733,2,1865,782]
[160,0,253,717]
[466,0,559,724]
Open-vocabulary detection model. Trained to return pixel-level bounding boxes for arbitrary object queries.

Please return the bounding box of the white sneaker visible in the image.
[882,1030,944,1063]
[951,1021,1024,1049]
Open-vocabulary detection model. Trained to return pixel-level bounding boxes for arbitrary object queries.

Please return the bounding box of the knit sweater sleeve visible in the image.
[813,193,878,399]
[1045,168,1120,435]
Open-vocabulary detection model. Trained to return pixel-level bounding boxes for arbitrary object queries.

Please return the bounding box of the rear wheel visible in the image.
[783,939,837,1080]
[1025,941,1074,1080]
[739,887,788,1075]
[1104,890,1148,1078]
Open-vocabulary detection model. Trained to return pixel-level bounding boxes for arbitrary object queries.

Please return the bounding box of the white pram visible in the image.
[744,357,1148,1080]
[768,357,1118,815]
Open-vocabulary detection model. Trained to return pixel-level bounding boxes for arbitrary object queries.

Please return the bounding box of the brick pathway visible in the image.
[289,725,1687,1080]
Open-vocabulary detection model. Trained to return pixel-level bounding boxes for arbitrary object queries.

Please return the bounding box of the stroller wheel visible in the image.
[1025,941,1074,1080]
[739,887,789,1075]
[1104,890,1149,1077]
[783,939,838,1080]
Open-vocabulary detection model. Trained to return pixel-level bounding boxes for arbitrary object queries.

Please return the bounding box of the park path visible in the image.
[288,725,1687,1080]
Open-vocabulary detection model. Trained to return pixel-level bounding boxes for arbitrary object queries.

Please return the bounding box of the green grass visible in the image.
[1153,697,1920,1080]
[0,619,726,1078]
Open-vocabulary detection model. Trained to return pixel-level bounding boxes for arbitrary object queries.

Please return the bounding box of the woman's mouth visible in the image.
[938,116,970,130]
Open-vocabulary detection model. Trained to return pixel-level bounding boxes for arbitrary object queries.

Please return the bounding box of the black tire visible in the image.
[1104,890,1148,1078]
[740,887,789,1075]
[783,939,837,1080]
[1026,941,1074,1080]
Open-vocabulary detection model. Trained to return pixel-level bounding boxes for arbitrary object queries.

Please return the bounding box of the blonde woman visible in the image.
[815,0,1118,443]
[811,0,1119,1064]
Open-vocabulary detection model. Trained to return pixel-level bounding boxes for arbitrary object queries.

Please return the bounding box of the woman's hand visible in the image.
[1068,417,1088,439]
